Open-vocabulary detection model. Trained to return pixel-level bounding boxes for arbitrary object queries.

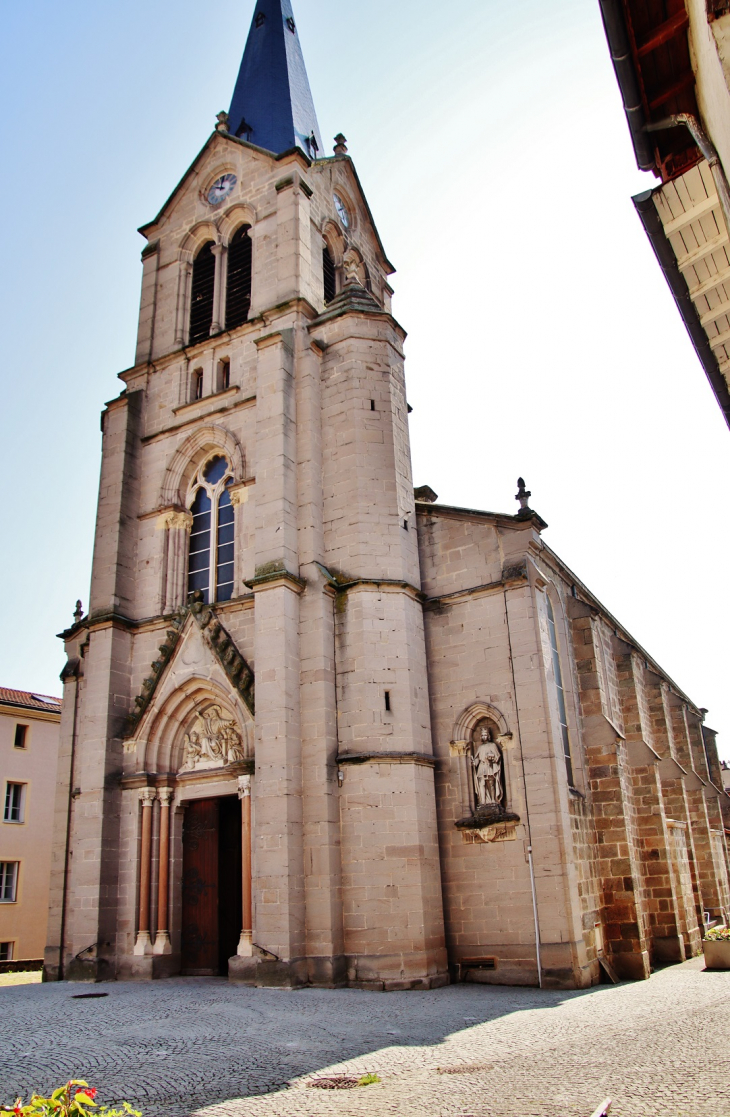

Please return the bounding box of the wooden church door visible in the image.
[181,796,242,976]
[182,799,219,974]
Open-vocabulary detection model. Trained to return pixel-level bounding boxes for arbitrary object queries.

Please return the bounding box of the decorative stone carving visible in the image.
[181,704,245,771]
[455,718,520,838]
[126,596,255,737]
[471,723,504,809]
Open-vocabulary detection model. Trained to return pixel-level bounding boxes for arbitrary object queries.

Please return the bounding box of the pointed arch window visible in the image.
[546,596,574,787]
[323,244,336,304]
[187,455,235,604]
[189,241,216,345]
[226,225,252,331]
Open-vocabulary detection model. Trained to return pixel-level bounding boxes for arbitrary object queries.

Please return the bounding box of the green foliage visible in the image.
[705,926,730,941]
[357,1073,381,1087]
[3,1081,141,1117]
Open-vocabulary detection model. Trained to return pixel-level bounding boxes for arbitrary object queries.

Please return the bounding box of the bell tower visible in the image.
[45,0,448,989]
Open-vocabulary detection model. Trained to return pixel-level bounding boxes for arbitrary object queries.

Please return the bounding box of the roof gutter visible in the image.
[598,0,656,171]
[633,188,730,429]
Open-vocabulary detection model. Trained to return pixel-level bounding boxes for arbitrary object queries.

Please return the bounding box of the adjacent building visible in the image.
[0,689,61,965]
[599,0,730,427]
[43,0,730,990]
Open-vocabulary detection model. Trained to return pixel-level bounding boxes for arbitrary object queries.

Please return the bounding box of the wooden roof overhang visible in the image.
[599,0,702,182]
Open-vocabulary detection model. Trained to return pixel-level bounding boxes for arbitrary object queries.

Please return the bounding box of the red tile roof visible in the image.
[0,688,62,714]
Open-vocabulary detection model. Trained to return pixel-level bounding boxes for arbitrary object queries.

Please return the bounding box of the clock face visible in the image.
[207,174,237,206]
[333,193,350,228]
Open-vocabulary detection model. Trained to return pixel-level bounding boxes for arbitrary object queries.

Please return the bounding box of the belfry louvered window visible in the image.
[546,596,574,787]
[189,241,216,345]
[187,455,235,605]
[225,225,252,331]
[323,245,336,304]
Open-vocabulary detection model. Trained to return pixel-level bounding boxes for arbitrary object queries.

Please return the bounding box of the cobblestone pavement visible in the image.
[1,958,728,1117]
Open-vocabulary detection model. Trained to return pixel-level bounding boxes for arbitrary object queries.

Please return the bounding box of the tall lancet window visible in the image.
[323,244,336,304]
[187,455,235,604]
[189,241,216,345]
[546,596,574,787]
[226,225,252,330]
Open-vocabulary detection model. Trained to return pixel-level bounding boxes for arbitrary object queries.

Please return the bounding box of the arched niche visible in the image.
[451,702,513,820]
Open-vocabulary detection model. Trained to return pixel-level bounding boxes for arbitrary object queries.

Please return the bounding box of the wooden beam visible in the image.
[663,194,719,235]
[637,9,689,57]
[700,296,730,327]
[676,232,729,271]
[649,71,696,112]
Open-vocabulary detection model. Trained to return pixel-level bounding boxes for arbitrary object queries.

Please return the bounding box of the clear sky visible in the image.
[0,0,727,752]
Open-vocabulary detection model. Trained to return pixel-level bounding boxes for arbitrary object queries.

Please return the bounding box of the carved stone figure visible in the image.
[471,723,504,809]
[181,704,245,771]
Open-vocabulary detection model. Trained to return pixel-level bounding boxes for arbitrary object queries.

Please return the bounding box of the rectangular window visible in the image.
[3,783,25,824]
[0,942,13,961]
[0,863,18,902]
[13,725,28,749]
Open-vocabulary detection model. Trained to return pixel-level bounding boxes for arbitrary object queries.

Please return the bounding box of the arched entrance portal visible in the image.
[128,667,255,980]
[182,796,242,975]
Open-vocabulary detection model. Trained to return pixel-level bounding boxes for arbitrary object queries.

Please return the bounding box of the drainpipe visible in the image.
[646,114,730,234]
[58,659,82,981]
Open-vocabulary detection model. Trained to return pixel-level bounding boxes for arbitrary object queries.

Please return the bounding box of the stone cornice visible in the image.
[245,569,306,594]
[119,758,255,791]
[337,751,436,768]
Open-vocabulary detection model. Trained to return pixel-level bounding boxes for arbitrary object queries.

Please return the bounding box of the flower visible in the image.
[705,925,730,941]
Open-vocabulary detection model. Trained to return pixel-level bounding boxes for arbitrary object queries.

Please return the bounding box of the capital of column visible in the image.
[140,788,157,807]
[238,775,252,799]
[449,740,469,757]
[161,509,193,532]
[158,787,174,806]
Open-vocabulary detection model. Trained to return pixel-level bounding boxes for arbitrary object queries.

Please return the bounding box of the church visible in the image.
[44,0,730,991]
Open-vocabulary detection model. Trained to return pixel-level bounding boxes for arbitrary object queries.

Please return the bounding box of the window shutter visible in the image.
[225,226,252,331]
[189,241,216,345]
[323,245,336,304]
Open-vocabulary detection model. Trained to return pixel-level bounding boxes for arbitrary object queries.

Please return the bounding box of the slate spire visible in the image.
[228,0,323,159]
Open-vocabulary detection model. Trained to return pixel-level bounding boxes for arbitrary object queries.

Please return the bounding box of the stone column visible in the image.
[175,259,192,347]
[161,510,193,613]
[134,789,156,956]
[237,775,253,957]
[449,740,473,818]
[211,244,226,335]
[153,788,173,955]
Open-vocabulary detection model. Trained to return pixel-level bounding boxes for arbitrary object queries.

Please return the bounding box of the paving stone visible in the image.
[1,959,727,1117]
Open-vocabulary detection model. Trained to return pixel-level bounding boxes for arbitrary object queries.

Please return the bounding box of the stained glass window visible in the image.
[187,456,235,604]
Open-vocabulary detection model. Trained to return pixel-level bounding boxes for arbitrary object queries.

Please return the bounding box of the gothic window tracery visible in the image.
[187,455,235,604]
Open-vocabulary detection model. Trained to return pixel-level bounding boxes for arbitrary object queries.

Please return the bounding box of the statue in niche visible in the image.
[470,722,504,810]
[181,704,245,771]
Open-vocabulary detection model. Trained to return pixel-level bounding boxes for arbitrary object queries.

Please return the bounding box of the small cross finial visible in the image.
[216,111,230,133]
[515,478,532,517]
[334,133,348,156]
[73,600,83,623]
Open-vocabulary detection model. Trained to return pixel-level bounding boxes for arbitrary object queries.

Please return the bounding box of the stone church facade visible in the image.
[44,0,730,991]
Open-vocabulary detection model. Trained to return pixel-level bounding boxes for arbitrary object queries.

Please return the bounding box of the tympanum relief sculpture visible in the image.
[181,705,246,771]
